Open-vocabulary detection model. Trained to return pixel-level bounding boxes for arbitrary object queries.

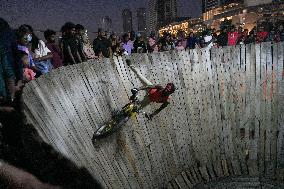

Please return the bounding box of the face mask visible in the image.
[27,34,32,42]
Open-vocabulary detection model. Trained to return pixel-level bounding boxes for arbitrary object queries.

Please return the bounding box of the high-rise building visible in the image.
[157,0,177,28]
[122,9,133,32]
[202,0,219,12]
[137,8,147,34]
[244,0,272,7]
[147,0,158,33]
[101,16,112,32]
[202,0,243,12]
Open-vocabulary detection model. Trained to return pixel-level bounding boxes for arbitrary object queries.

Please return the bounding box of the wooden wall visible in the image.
[23,42,284,188]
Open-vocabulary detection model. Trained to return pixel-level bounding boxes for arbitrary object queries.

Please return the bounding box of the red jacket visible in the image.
[148,88,170,103]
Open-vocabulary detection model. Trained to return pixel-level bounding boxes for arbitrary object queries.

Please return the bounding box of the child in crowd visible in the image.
[95,50,104,60]
[18,51,36,82]
[175,40,185,50]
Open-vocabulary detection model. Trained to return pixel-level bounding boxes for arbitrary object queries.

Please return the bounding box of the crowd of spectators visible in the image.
[0,16,284,188]
[155,18,284,50]
[2,19,284,88]
[0,18,102,189]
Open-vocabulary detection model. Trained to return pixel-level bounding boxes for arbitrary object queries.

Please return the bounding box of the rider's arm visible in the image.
[138,85,163,91]
[150,101,169,118]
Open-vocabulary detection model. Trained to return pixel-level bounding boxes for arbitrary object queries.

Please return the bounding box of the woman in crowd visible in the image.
[122,33,133,55]
[25,25,53,75]
[147,31,159,53]
[175,40,185,50]
[16,25,40,77]
[81,29,97,60]
[109,33,118,55]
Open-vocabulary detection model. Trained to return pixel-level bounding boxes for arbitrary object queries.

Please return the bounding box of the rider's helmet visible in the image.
[163,83,175,96]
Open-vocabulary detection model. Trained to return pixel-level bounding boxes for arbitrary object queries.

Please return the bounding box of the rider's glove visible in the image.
[131,88,139,95]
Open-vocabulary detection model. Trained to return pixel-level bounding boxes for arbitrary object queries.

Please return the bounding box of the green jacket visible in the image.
[0,45,15,100]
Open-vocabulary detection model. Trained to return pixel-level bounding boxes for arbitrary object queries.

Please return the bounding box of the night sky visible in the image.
[0,0,201,34]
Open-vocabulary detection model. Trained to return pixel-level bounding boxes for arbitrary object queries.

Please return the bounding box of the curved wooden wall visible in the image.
[23,42,284,188]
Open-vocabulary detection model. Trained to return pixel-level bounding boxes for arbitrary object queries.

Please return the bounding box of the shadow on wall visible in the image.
[0,110,102,189]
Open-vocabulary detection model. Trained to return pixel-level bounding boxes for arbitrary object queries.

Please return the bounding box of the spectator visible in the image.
[238,29,249,45]
[93,28,112,58]
[147,31,159,53]
[175,40,185,50]
[109,33,118,53]
[198,37,206,48]
[16,25,39,77]
[236,26,243,43]
[160,33,175,51]
[94,50,104,60]
[220,18,232,31]
[256,25,268,43]
[129,31,135,47]
[212,28,218,40]
[186,32,198,49]
[112,44,120,56]
[133,33,147,53]
[227,26,238,46]
[81,29,96,60]
[244,27,256,44]
[0,44,16,109]
[0,18,17,63]
[61,22,83,65]
[129,31,136,44]
[75,24,87,62]
[44,29,64,68]
[26,25,53,75]
[203,30,214,48]
[268,27,280,42]
[17,51,35,82]
[0,18,19,103]
[171,34,178,47]
[279,24,284,41]
[0,19,27,124]
[59,25,67,53]
[122,33,133,55]
[113,42,127,56]
[177,31,187,48]
[217,28,228,47]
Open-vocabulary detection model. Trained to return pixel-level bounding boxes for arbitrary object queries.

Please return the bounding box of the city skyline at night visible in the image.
[0,0,202,33]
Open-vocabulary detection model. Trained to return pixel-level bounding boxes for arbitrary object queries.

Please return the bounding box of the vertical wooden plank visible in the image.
[270,43,279,178]
[247,44,259,176]
[264,42,275,179]
[276,42,284,181]
[259,42,268,176]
